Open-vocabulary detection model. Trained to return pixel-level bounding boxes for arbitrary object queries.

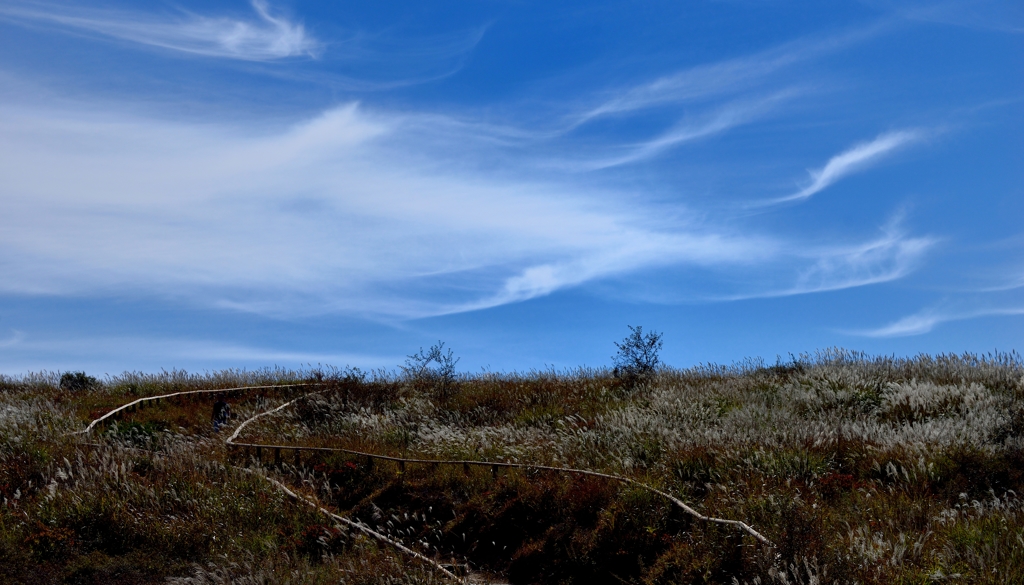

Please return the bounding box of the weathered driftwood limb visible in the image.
[225,389,326,443]
[226,390,773,546]
[240,467,461,582]
[70,383,319,436]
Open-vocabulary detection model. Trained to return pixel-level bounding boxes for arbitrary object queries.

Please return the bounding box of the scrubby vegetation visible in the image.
[2,350,1023,583]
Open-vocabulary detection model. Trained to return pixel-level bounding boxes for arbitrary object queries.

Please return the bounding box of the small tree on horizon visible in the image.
[402,341,460,398]
[60,371,98,392]
[613,325,663,382]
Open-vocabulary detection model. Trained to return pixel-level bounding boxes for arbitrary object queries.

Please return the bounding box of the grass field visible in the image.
[2,349,1023,584]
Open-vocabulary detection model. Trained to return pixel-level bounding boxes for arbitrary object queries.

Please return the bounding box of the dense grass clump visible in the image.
[1,350,1023,583]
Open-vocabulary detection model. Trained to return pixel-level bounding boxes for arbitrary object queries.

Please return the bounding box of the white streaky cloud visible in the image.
[453,230,782,313]
[770,130,921,204]
[0,99,934,319]
[788,225,934,293]
[854,306,1024,337]
[571,24,881,126]
[861,0,1024,34]
[712,221,935,301]
[575,90,797,171]
[977,272,1024,293]
[0,102,778,318]
[0,0,319,60]
[856,310,943,337]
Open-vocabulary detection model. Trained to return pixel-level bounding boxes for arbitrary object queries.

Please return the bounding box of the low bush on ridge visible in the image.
[1,350,1023,583]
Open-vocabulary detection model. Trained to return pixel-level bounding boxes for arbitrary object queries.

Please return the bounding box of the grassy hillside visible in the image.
[2,350,1023,584]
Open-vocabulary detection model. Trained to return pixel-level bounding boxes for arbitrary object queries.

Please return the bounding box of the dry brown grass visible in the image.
[2,350,1023,583]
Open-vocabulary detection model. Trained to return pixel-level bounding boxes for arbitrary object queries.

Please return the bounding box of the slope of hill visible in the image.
[1,350,1022,584]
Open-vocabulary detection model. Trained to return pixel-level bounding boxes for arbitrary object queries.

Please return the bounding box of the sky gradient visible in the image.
[1,0,1022,375]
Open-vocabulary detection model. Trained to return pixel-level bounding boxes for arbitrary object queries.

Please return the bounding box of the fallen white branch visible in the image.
[237,466,461,582]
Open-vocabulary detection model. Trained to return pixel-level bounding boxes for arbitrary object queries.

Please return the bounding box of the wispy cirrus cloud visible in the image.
[854,305,1024,337]
[851,266,1024,337]
[0,98,932,320]
[0,101,762,318]
[572,90,799,171]
[532,25,881,172]
[762,130,922,204]
[706,219,935,302]
[0,0,320,61]
[861,0,1024,34]
[456,230,782,313]
[0,23,938,320]
[570,24,883,127]
[788,223,934,294]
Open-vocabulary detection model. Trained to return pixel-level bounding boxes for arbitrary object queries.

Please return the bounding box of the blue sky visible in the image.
[0,0,1021,375]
